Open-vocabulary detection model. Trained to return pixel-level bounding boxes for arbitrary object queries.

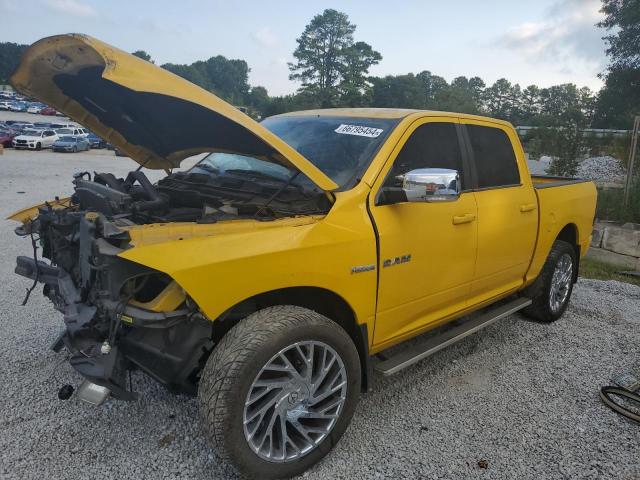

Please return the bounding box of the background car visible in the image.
[40,106,56,115]
[0,101,11,110]
[5,121,35,133]
[0,129,17,147]
[54,126,89,138]
[52,135,90,153]
[26,103,44,114]
[86,132,107,148]
[12,129,58,150]
[32,122,54,129]
[7,101,27,112]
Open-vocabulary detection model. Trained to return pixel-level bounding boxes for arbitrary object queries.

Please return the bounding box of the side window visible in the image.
[466,125,520,188]
[384,122,464,188]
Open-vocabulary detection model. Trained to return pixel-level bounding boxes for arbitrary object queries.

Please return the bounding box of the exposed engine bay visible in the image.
[74,165,330,224]
[14,166,330,401]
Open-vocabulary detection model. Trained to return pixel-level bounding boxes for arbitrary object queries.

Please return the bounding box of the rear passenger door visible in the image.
[461,120,537,303]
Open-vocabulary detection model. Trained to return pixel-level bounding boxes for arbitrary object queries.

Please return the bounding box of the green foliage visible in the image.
[0,42,27,83]
[593,68,640,128]
[596,180,640,223]
[131,50,153,63]
[599,0,640,70]
[370,74,424,108]
[288,9,381,107]
[579,257,640,286]
[594,0,640,129]
[162,55,251,105]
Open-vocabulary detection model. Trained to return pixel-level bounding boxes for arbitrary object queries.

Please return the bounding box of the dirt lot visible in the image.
[0,137,639,479]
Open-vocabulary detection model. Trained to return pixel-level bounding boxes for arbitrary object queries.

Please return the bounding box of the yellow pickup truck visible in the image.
[10,35,597,479]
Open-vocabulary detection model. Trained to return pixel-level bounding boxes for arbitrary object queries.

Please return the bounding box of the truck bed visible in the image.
[531,175,591,189]
[525,176,597,284]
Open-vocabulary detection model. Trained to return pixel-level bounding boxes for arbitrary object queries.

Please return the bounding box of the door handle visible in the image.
[520,203,537,213]
[452,213,476,225]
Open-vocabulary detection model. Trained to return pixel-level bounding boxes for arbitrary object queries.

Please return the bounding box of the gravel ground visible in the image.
[527,155,627,184]
[577,156,626,184]
[1,147,639,480]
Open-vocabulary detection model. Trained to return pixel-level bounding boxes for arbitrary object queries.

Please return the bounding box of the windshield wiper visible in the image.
[255,171,302,218]
[224,169,290,184]
[195,163,220,174]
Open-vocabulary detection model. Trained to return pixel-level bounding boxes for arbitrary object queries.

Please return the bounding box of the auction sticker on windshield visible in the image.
[334,124,384,138]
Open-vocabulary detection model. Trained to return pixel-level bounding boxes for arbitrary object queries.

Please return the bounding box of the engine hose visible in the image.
[600,386,640,423]
[125,170,167,213]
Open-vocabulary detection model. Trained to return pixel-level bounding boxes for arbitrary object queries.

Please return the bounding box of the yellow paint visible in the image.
[129,281,186,312]
[6,197,72,223]
[366,116,479,347]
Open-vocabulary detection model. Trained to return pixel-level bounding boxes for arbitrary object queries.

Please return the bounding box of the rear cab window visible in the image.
[465,124,520,189]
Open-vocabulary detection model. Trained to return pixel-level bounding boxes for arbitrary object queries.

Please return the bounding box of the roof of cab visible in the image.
[273,108,514,127]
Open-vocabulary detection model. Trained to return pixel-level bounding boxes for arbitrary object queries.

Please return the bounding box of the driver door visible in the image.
[369,118,478,348]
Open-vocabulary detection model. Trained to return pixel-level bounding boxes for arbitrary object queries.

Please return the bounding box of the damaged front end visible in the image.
[9,33,338,404]
[14,183,214,401]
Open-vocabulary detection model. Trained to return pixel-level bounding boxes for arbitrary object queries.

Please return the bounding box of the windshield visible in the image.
[260,115,399,189]
[197,153,292,182]
[56,128,73,134]
[59,136,76,142]
[22,130,40,136]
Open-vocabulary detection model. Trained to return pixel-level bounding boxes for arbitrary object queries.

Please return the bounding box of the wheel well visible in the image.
[556,223,580,281]
[210,287,371,391]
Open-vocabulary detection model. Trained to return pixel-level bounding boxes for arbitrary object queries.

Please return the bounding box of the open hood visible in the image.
[10,34,338,191]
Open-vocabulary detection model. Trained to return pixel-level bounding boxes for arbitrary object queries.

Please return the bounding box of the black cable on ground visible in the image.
[600,386,640,423]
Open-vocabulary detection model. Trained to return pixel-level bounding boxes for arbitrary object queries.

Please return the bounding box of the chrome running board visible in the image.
[375,297,532,376]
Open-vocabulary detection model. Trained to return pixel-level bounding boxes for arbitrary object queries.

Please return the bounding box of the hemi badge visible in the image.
[351,264,375,274]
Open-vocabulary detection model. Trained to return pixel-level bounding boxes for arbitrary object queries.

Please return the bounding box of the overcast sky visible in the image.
[0,0,609,96]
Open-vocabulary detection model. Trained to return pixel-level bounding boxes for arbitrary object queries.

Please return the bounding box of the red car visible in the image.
[40,106,56,115]
[0,129,17,147]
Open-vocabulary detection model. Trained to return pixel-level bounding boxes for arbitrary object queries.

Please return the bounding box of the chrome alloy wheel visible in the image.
[243,340,348,462]
[549,253,573,313]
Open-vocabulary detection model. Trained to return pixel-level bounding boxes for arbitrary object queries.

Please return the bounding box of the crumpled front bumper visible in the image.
[17,256,136,400]
[15,255,211,401]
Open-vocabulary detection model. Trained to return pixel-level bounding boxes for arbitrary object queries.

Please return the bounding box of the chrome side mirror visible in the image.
[378,168,460,205]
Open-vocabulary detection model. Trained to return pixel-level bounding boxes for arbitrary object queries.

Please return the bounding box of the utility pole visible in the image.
[624,115,640,207]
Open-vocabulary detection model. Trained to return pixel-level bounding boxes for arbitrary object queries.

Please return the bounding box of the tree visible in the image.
[519,85,542,124]
[0,42,27,83]
[131,50,154,63]
[599,0,640,70]
[162,55,251,104]
[246,86,270,116]
[371,74,424,108]
[483,79,517,120]
[338,41,382,106]
[593,0,640,128]
[593,68,640,128]
[416,70,448,107]
[431,75,484,114]
[289,9,381,106]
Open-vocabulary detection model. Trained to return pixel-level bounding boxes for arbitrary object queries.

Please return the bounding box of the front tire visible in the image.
[198,306,361,479]
[35,142,41,151]
[522,240,577,322]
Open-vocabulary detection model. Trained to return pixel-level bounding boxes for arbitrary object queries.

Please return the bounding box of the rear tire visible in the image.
[198,306,361,479]
[522,240,577,322]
